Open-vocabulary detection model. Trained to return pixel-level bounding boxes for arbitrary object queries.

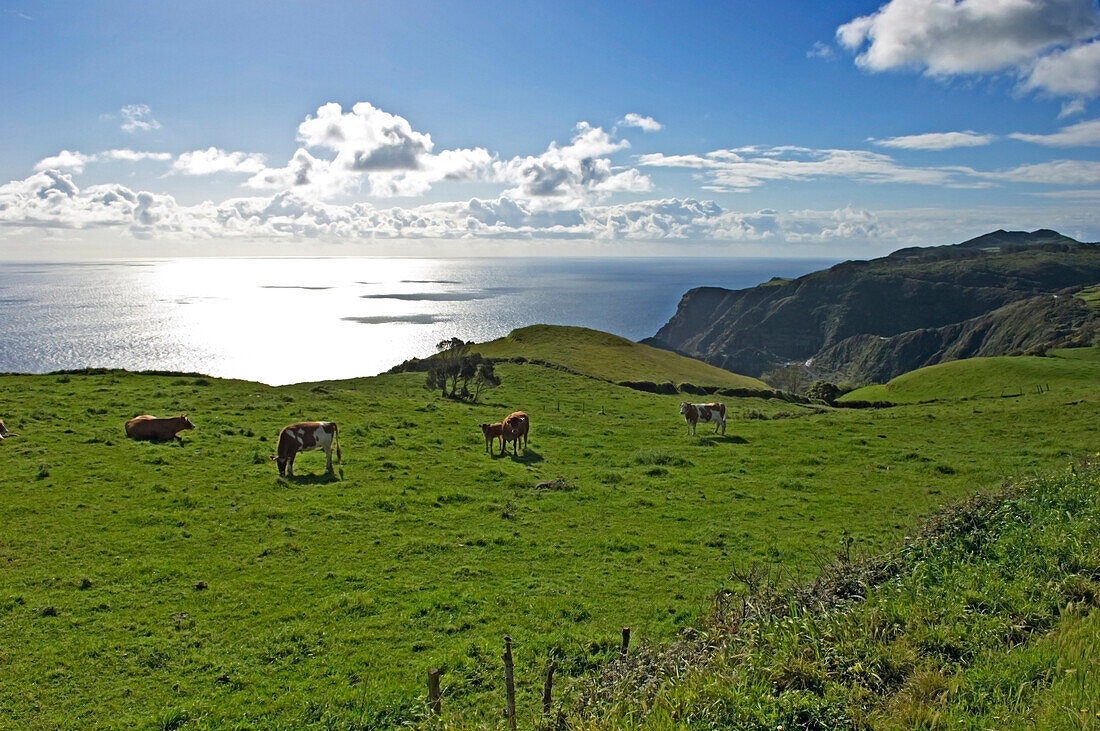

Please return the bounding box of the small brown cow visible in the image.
[501,411,529,456]
[125,414,195,441]
[272,421,341,477]
[479,422,504,454]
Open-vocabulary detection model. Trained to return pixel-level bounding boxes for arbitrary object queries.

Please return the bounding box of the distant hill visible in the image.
[646,230,1100,384]
[396,324,770,392]
[838,347,1100,404]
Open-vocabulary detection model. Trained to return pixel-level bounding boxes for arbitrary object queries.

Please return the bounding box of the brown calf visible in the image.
[272,421,341,477]
[125,414,195,442]
[500,411,529,456]
[479,422,504,454]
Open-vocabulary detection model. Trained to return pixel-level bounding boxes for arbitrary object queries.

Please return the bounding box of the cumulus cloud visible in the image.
[34,150,91,173]
[638,145,960,190]
[837,0,1100,98]
[1010,117,1100,146]
[0,166,890,245]
[245,102,491,199]
[618,113,663,132]
[173,147,267,175]
[493,122,651,205]
[1022,39,1100,97]
[120,104,162,133]
[874,131,995,150]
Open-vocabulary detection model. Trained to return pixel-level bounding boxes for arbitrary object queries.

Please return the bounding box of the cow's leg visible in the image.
[287,454,295,477]
[324,444,334,472]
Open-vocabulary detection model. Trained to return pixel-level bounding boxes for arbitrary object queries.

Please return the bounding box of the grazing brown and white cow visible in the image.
[125,414,195,441]
[479,422,504,454]
[0,419,14,440]
[679,402,726,435]
[272,421,341,477]
[501,411,529,456]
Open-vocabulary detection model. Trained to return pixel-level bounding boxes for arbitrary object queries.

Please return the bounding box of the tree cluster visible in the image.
[425,338,501,402]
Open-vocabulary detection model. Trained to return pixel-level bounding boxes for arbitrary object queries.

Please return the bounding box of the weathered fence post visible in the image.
[620,627,631,659]
[503,635,516,730]
[543,660,557,714]
[427,668,442,716]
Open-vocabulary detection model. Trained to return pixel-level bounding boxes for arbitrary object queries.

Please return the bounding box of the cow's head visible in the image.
[270,454,289,476]
[178,413,196,431]
[679,402,691,415]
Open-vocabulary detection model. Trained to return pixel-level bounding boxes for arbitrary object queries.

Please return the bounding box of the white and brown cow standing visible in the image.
[679,402,726,435]
[272,421,341,477]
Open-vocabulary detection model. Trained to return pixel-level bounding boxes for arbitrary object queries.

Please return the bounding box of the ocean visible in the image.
[0,257,835,385]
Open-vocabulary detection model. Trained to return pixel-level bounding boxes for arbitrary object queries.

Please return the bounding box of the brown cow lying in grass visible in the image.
[0,419,15,440]
[501,411,529,456]
[479,422,504,454]
[125,414,195,442]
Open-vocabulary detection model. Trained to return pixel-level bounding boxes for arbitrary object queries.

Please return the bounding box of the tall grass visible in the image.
[559,460,1100,730]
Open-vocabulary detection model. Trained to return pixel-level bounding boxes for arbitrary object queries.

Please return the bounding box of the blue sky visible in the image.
[3,0,1100,259]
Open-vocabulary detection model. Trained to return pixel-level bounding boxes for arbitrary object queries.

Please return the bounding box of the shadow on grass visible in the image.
[280,469,342,485]
[693,434,748,445]
[497,448,544,464]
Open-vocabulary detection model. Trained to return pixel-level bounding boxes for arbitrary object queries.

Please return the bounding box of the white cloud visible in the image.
[838,0,1100,75]
[807,41,836,60]
[246,102,491,199]
[120,104,162,133]
[983,159,1100,185]
[34,150,92,173]
[1010,117,1100,146]
[173,147,267,175]
[1022,39,1100,97]
[493,122,651,205]
[618,113,663,132]
[638,145,958,190]
[34,149,172,174]
[4,168,1099,252]
[101,149,173,163]
[874,131,995,150]
[1059,98,1087,117]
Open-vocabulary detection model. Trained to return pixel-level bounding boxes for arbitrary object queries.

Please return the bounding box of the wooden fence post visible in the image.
[543,660,557,715]
[427,668,441,716]
[620,627,631,659]
[503,635,516,730]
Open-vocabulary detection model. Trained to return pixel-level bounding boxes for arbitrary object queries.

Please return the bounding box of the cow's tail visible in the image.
[334,424,343,465]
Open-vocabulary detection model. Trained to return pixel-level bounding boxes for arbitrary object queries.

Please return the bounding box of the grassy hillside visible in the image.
[468,324,768,390]
[0,351,1097,727]
[840,347,1100,404]
[650,234,1100,381]
[563,461,1100,729]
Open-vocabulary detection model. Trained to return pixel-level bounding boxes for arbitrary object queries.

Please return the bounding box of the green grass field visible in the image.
[840,349,1100,404]
[464,324,768,390]
[1,346,1098,728]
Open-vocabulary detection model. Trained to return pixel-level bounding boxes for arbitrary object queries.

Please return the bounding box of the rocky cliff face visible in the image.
[646,231,1100,383]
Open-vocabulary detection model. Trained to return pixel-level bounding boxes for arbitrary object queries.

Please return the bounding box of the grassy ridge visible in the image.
[563,460,1100,729]
[0,351,1097,727]
[469,324,769,390]
[840,348,1100,404]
